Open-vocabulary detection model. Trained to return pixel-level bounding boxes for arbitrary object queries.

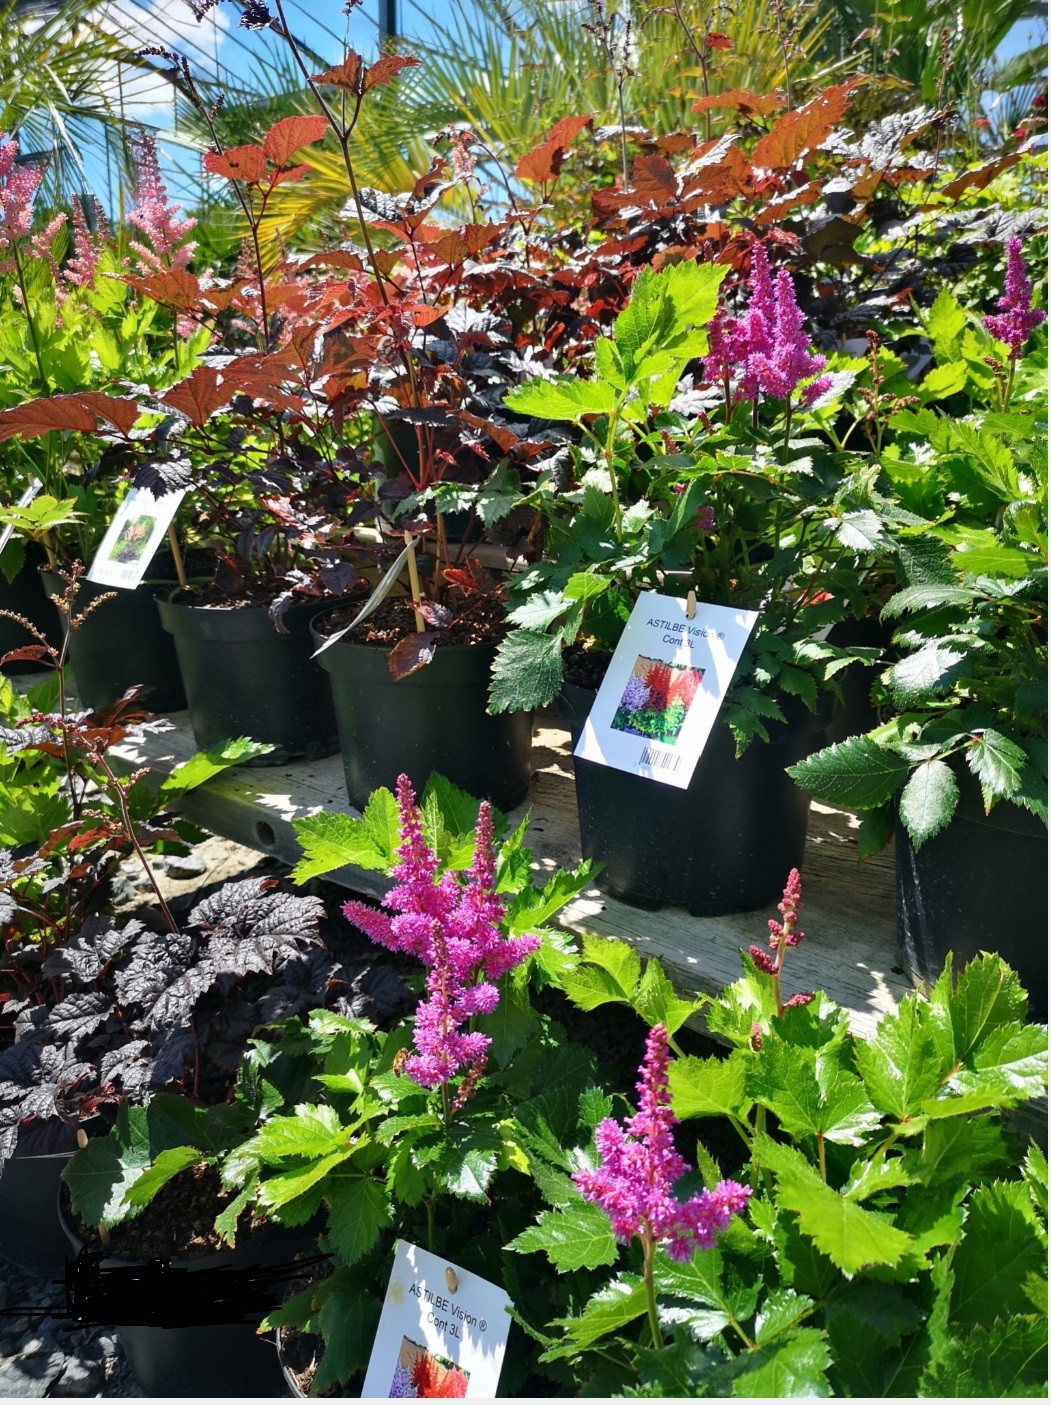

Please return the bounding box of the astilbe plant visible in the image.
[981,235,1046,407]
[575,1022,751,1346]
[342,774,540,1114]
[747,867,814,1020]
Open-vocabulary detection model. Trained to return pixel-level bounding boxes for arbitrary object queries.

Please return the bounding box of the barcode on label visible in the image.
[640,746,682,773]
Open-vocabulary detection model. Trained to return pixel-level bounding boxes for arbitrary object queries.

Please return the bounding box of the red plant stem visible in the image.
[94,754,180,935]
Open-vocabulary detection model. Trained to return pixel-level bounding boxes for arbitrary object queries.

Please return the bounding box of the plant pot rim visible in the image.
[56,1179,279,1269]
[309,609,504,656]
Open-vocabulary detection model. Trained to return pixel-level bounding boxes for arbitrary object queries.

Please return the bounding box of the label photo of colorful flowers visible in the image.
[611,657,704,746]
[390,1337,469,1399]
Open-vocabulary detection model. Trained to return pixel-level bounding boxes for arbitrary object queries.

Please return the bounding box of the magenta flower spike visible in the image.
[343,775,540,1096]
[748,267,830,404]
[704,242,830,409]
[574,1024,750,1263]
[982,237,1046,356]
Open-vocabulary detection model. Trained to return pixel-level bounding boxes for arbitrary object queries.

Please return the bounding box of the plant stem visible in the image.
[641,1233,662,1350]
[95,754,180,935]
[426,1197,436,1254]
[11,242,50,397]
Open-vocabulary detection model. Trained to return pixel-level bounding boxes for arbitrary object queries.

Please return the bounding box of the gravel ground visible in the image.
[0,833,299,1399]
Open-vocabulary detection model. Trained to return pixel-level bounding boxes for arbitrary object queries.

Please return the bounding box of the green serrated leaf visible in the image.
[239,1104,346,1165]
[633,959,702,1034]
[257,1148,354,1209]
[947,1021,1049,1109]
[548,1273,648,1355]
[581,933,642,996]
[941,952,1030,1059]
[214,1175,258,1247]
[504,374,618,422]
[919,1314,1049,1397]
[312,1276,382,1393]
[488,628,565,713]
[950,1181,1048,1331]
[899,758,958,846]
[917,1116,1013,1186]
[890,644,967,703]
[578,1086,614,1133]
[753,1137,913,1274]
[788,735,910,810]
[121,1145,202,1211]
[1023,1144,1048,1219]
[159,737,274,796]
[325,1176,392,1264]
[438,1142,499,1202]
[291,795,398,884]
[505,864,594,936]
[750,1046,881,1145]
[855,999,946,1119]
[965,728,1029,807]
[508,1199,618,1272]
[670,1051,752,1121]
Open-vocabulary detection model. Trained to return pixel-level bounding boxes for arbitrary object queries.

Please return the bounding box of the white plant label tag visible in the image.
[573,590,760,789]
[87,486,187,591]
[0,478,43,556]
[361,1239,512,1399]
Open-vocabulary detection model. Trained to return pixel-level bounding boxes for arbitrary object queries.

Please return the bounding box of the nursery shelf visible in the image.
[105,705,913,1043]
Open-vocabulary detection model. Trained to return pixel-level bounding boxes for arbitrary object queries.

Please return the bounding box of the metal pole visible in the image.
[378,0,398,46]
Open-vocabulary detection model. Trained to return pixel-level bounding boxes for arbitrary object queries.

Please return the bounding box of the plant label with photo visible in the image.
[574,591,759,788]
[0,479,43,556]
[361,1239,512,1399]
[87,487,187,591]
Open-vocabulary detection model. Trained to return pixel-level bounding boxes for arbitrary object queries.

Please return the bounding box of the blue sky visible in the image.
[94,0,1046,208]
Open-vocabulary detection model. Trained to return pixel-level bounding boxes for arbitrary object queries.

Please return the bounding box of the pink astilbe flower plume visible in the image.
[127,133,197,274]
[982,236,1045,356]
[63,195,112,289]
[343,775,540,1095]
[574,1024,750,1263]
[704,243,831,408]
[0,133,44,275]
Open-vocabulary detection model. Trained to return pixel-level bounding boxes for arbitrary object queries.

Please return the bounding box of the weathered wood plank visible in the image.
[108,707,912,1040]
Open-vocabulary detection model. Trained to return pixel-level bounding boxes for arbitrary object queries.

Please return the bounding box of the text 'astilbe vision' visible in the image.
[343,776,540,1096]
[575,1024,750,1264]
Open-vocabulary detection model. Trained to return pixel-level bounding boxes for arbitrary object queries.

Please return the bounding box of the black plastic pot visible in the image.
[896,784,1047,1023]
[40,570,186,712]
[158,597,342,765]
[0,542,64,672]
[823,614,892,746]
[313,620,534,811]
[0,1149,73,1274]
[560,682,831,916]
[58,1195,302,1398]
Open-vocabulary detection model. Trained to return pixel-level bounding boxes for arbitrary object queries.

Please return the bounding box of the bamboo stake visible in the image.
[167,525,188,590]
[404,531,426,633]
